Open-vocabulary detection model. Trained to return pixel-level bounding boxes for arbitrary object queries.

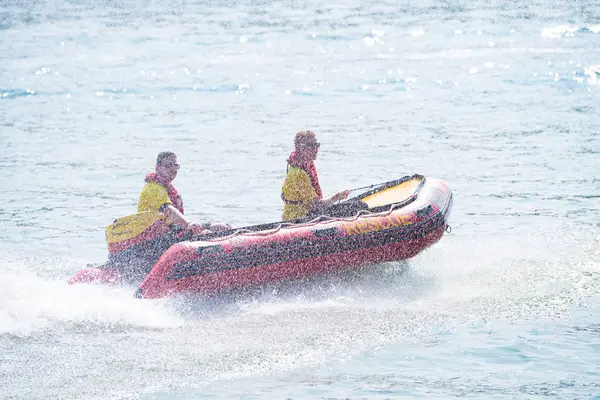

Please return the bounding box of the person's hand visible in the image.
[207,222,232,232]
[333,189,351,203]
[187,222,207,236]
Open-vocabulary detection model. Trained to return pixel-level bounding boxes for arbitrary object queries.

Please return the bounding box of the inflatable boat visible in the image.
[69,174,453,298]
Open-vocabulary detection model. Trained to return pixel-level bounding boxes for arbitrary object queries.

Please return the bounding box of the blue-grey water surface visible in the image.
[1,0,599,399]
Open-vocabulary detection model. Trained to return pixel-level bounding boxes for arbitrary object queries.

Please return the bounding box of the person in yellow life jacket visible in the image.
[138,151,231,235]
[281,131,351,221]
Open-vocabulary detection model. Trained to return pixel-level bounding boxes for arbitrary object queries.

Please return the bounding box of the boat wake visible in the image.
[0,257,182,337]
[1,223,598,340]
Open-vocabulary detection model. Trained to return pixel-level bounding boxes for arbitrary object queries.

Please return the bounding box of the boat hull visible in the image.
[68,265,123,285]
[136,177,453,298]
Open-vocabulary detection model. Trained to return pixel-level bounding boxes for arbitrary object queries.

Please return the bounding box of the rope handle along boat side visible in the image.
[181,175,425,243]
[352,174,425,200]
[347,180,395,192]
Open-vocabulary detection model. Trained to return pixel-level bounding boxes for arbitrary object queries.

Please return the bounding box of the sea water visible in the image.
[1,0,599,398]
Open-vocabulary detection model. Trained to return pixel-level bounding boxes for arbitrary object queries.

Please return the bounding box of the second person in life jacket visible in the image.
[138,151,232,235]
[280,131,350,221]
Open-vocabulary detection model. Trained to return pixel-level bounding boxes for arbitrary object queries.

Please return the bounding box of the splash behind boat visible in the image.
[69,174,453,298]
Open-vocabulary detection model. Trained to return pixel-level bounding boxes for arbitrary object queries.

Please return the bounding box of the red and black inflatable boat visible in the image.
[69,174,453,299]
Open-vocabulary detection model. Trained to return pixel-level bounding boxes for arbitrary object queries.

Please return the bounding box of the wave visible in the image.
[541,24,600,38]
[0,89,36,99]
[584,64,600,85]
[0,258,182,337]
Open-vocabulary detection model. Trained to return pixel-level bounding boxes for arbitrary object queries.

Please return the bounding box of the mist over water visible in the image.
[1,0,600,398]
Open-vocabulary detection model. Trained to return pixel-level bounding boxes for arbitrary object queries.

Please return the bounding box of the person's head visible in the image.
[155,151,179,183]
[294,130,320,161]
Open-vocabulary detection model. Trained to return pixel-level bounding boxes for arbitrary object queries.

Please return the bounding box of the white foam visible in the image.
[588,24,600,33]
[584,64,600,85]
[410,28,425,37]
[541,25,579,39]
[0,260,183,336]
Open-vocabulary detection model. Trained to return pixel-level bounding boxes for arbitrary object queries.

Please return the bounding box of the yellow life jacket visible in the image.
[281,165,318,221]
[105,211,170,254]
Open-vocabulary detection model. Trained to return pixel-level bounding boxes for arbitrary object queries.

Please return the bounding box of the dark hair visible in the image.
[156,151,177,166]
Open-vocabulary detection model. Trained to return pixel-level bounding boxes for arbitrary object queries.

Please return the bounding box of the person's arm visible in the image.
[162,205,212,235]
[163,205,232,234]
[140,182,229,234]
[284,170,350,214]
[309,189,351,213]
